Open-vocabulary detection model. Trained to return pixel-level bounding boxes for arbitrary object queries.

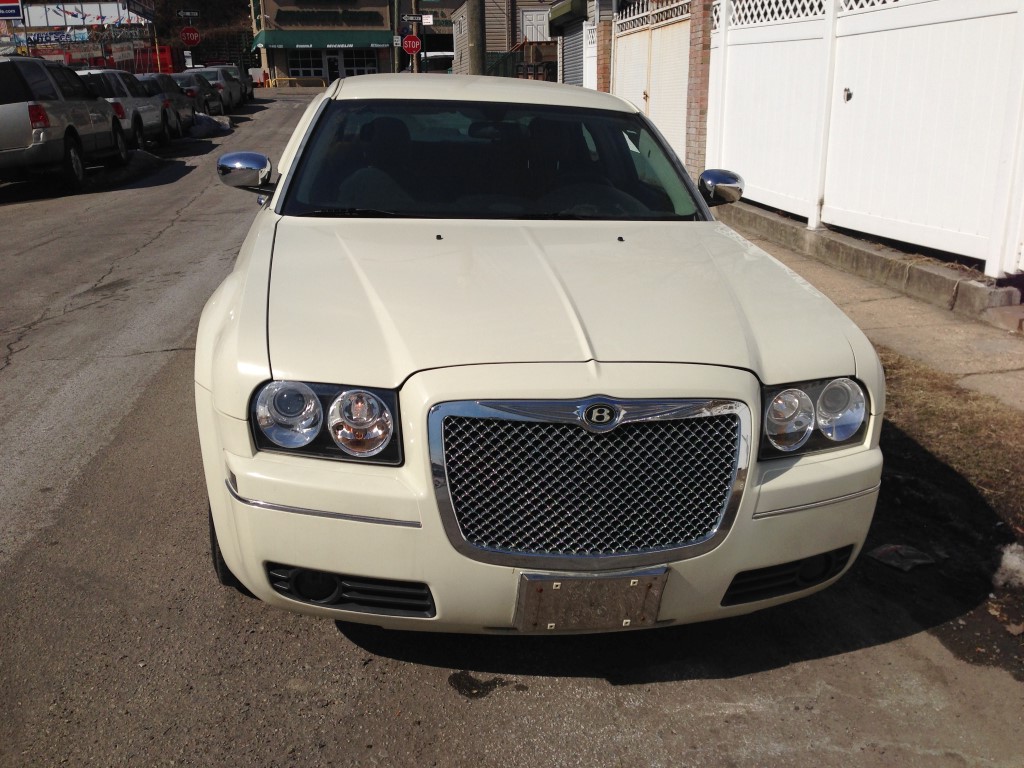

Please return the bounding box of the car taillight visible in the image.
[184,88,196,97]
[112,102,126,119]
[28,104,50,129]
[213,83,224,91]
[162,98,172,109]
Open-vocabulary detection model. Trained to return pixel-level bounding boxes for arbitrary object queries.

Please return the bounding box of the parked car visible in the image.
[171,72,224,116]
[0,55,129,189]
[203,62,254,102]
[200,74,884,634]
[79,69,166,148]
[138,73,195,138]
[189,67,243,112]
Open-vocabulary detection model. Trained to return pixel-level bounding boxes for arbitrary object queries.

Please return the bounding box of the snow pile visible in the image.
[189,114,233,139]
[993,543,1024,590]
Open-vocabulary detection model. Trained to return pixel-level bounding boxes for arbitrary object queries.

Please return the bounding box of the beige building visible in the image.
[251,0,462,82]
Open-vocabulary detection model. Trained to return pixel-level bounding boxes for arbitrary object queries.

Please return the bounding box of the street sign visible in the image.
[422,14,433,25]
[0,0,24,21]
[180,26,201,46]
[177,9,199,17]
[401,35,421,55]
[393,36,401,47]
[400,14,421,23]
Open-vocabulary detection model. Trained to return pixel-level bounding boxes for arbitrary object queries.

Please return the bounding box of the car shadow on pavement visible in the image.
[149,140,222,161]
[338,422,1021,684]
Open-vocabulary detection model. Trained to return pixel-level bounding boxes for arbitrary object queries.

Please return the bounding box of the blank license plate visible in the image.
[514,569,668,633]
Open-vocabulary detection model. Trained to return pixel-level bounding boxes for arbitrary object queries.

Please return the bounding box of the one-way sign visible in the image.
[177,9,199,17]
[401,13,421,22]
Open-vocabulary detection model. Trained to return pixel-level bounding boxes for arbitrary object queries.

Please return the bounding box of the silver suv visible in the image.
[79,69,166,148]
[0,56,130,190]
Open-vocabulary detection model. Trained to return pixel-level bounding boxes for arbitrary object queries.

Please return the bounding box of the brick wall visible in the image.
[596,19,612,92]
[686,0,712,179]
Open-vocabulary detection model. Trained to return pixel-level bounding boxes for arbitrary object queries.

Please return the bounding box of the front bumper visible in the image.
[197,362,882,633]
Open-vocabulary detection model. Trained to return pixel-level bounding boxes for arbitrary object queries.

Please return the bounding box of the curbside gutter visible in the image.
[716,202,1024,334]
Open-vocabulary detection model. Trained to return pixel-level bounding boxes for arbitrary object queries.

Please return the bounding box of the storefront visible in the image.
[253,29,393,84]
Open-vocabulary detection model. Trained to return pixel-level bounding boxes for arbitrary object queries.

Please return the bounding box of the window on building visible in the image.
[288,50,325,78]
[342,50,377,77]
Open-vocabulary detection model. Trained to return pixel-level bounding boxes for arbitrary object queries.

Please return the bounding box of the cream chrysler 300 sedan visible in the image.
[197,74,884,634]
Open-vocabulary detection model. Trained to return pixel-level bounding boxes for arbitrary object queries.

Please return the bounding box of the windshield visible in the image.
[282,99,702,221]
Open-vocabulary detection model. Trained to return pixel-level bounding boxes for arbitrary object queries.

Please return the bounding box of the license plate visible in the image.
[514,569,668,633]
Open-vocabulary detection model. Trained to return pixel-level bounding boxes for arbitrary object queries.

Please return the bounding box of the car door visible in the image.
[1,61,45,154]
[46,65,109,153]
[117,72,160,131]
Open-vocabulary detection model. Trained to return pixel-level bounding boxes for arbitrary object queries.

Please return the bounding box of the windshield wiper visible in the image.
[300,208,407,218]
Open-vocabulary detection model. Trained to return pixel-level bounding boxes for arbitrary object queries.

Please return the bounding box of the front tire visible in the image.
[62,136,86,191]
[208,505,243,590]
[157,113,172,146]
[131,119,145,150]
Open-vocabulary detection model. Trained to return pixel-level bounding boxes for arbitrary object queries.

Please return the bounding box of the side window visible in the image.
[107,74,128,97]
[12,61,59,101]
[48,66,90,100]
[81,73,112,98]
[0,63,31,103]
[121,74,147,98]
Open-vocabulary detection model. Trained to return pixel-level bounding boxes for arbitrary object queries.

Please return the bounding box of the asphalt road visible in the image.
[0,92,1021,768]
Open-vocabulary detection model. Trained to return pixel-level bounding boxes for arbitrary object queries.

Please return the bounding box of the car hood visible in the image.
[267,219,860,387]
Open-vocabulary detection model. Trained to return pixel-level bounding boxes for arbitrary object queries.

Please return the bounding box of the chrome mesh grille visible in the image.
[441,413,742,558]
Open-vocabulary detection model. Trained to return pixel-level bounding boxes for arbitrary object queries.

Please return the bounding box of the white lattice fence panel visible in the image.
[841,0,908,10]
[732,0,826,26]
[614,0,691,33]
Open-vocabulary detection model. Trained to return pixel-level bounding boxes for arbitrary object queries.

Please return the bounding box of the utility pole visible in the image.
[466,0,485,74]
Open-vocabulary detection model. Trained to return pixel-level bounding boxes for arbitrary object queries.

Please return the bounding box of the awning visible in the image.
[252,29,393,51]
[548,0,586,33]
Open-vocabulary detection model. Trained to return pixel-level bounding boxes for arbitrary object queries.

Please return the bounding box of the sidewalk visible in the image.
[718,204,1024,413]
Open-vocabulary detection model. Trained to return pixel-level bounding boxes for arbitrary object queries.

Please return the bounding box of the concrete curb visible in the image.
[716,202,1024,334]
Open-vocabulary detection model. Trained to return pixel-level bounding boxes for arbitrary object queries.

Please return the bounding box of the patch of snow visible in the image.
[993,543,1024,590]
[189,114,233,139]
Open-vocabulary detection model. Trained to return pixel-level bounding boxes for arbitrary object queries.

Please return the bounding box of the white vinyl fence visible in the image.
[708,0,1024,278]
[612,0,692,160]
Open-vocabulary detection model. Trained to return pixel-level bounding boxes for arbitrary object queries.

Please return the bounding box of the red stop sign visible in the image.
[180,26,201,46]
[402,35,421,55]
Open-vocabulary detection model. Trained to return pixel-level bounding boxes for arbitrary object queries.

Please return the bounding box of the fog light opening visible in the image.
[796,554,833,586]
[291,569,342,604]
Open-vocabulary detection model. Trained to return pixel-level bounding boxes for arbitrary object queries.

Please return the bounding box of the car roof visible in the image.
[330,74,639,113]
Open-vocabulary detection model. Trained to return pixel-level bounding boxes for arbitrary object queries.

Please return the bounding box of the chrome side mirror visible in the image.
[217,151,275,194]
[698,169,744,207]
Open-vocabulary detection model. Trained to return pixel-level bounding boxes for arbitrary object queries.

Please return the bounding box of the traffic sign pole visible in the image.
[411,0,420,73]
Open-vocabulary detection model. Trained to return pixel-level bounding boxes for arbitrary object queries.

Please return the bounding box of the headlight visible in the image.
[816,378,866,442]
[254,381,322,448]
[765,388,814,452]
[761,378,868,458]
[328,390,394,457]
[250,382,402,465]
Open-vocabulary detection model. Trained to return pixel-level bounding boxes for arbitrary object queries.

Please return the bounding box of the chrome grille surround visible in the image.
[428,397,751,571]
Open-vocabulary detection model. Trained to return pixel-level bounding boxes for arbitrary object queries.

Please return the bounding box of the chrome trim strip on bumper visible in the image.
[752,483,881,520]
[225,480,422,528]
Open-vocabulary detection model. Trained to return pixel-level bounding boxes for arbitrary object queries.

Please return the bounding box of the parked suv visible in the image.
[0,55,129,190]
[79,69,167,148]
